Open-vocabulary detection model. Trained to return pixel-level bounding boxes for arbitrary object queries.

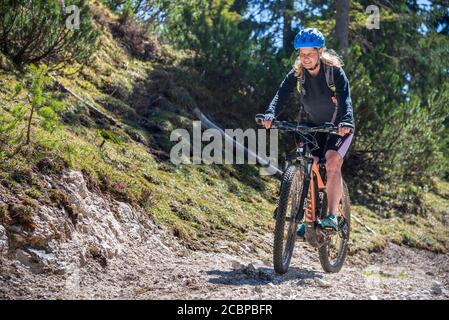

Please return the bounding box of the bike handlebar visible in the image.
[255,114,338,134]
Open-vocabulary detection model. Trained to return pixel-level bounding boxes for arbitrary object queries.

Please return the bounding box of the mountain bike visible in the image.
[255,114,351,274]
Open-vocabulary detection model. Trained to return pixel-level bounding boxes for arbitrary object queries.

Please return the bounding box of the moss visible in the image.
[10,168,33,185]
[110,180,136,204]
[8,203,34,230]
[99,129,122,144]
[20,195,39,209]
[75,79,98,93]
[172,224,194,242]
[24,187,42,200]
[96,170,111,193]
[124,127,147,145]
[61,102,95,128]
[0,204,8,224]
[362,271,386,279]
[101,73,132,100]
[96,95,137,120]
[138,188,155,209]
[350,196,449,254]
[35,156,68,175]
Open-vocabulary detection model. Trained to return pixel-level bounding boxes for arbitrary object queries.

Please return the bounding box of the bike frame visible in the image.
[254,114,346,227]
[289,143,346,226]
[305,159,326,223]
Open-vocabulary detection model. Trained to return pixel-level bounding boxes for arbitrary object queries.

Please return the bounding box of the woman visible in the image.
[262,28,355,238]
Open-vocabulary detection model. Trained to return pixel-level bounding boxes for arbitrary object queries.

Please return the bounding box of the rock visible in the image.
[297,278,315,287]
[79,250,88,267]
[258,269,274,281]
[27,248,55,264]
[425,271,435,276]
[231,261,245,271]
[431,282,443,295]
[444,289,449,298]
[243,263,257,277]
[379,270,394,278]
[369,295,378,300]
[53,261,69,275]
[15,248,53,274]
[282,290,291,297]
[0,224,8,254]
[247,263,256,271]
[116,202,135,223]
[16,249,33,266]
[253,286,263,294]
[115,202,141,242]
[185,278,198,287]
[262,259,271,267]
[62,171,89,199]
[314,278,332,288]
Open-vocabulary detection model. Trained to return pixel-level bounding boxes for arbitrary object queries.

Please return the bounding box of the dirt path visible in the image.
[1,171,448,300]
[1,232,448,300]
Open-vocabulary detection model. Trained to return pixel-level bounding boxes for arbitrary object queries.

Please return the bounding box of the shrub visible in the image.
[111,15,159,61]
[0,0,98,68]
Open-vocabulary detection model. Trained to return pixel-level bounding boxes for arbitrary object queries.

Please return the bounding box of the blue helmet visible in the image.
[294,28,325,49]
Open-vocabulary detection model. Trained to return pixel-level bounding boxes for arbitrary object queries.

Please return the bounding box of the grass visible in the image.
[350,180,449,254]
[362,271,387,279]
[0,54,277,248]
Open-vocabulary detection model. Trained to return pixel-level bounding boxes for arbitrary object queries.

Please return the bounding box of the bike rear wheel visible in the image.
[318,180,351,273]
[273,165,305,274]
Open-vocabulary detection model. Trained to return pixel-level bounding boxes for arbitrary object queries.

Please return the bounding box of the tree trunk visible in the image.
[230,0,248,15]
[282,0,295,55]
[26,104,34,145]
[335,0,350,53]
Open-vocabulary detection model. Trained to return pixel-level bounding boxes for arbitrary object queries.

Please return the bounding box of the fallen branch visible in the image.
[49,74,121,128]
[351,213,377,234]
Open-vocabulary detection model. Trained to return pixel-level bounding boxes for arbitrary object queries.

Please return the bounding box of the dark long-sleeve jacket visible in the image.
[265,64,355,129]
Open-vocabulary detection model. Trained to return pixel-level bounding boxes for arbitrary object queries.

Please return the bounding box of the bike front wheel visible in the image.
[273,164,305,274]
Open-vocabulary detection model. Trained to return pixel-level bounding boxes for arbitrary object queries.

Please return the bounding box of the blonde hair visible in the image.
[294,48,344,78]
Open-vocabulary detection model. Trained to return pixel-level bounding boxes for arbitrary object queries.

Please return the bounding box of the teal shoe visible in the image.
[296,223,305,238]
[321,213,338,231]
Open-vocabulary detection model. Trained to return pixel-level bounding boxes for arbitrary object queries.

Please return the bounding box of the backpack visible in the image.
[296,63,338,123]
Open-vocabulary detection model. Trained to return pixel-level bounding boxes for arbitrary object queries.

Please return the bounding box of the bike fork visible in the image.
[295,161,313,224]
